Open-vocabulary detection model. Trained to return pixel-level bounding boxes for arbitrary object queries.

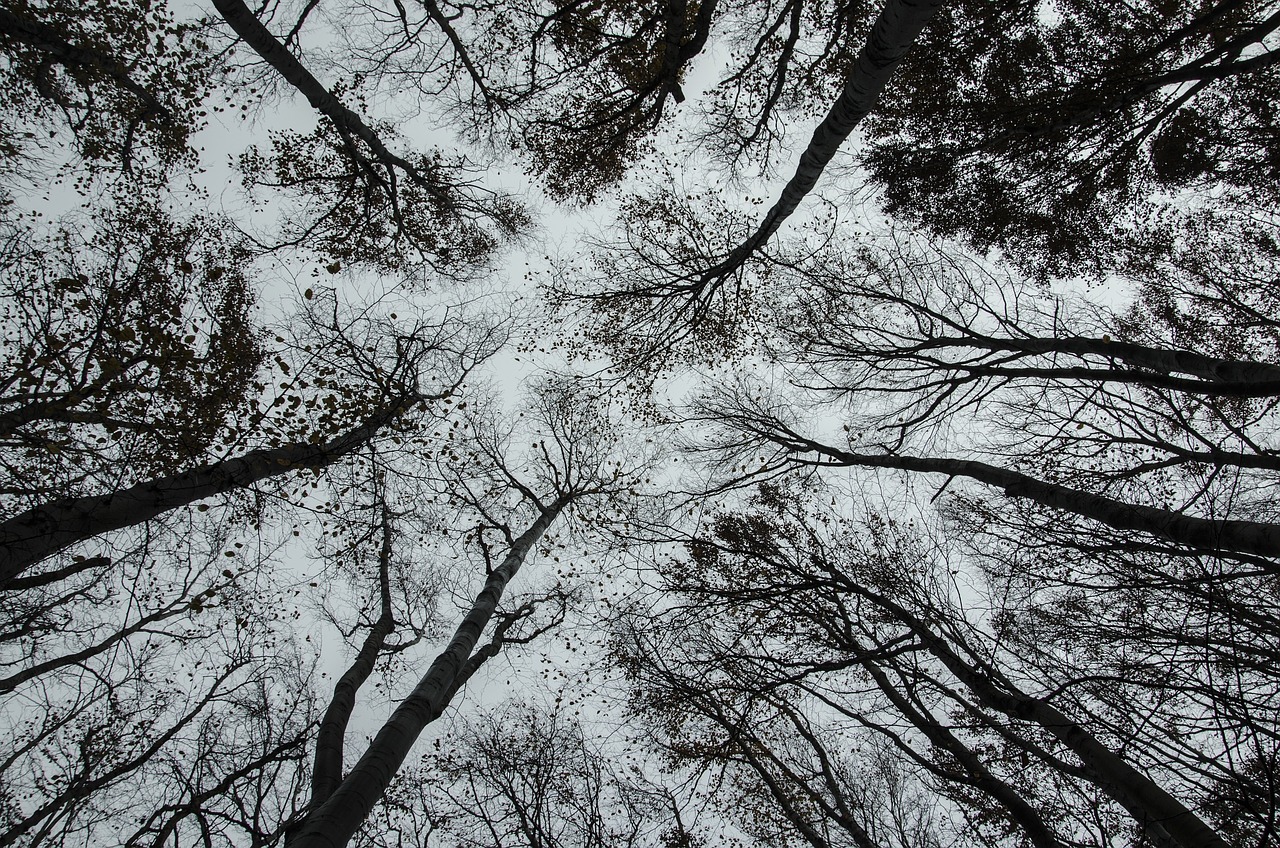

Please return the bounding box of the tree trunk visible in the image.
[0,396,416,587]
[306,506,398,813]
[940,334,1280,394]
[707,0,944,278]
[287,497,569,848]
[856,659,1067,848]
[809,448,1280,560]
[859,590,1231,848]
[210,0,426,183]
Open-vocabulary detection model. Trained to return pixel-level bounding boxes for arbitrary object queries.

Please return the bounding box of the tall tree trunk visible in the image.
[853,585,1230,848]
[288,496,569,848]
[791,444,1280,560]
[855,659,1067,848]
[927,334,1280,394]
[306,505,398,813]
[705,0,944,280]
[0,395,417,587]
[210,0,428,184]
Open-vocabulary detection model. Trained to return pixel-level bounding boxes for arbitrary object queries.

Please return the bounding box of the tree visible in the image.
[286,379,658,848]
[859,0,1280,274]
[0,197,261,482]
[497,0,722,203]
[412,701,691,848]
[1,510,316,848]
[293,451,576,837]
[942,492,1280,848]
[0,279,503,586]
[291,0,892,205]
[671,219,1280,563]
[615,483,1248,848]
[689,383,1280,561]
[558,0,944,364]
[0,274,510,844]
[8,0,1280,846]
[211,0,531,277]
[0,0,215,176]
[632,215,1280,845]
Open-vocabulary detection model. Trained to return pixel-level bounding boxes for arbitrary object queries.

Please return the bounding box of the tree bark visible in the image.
[288,497,569,848]
[0,395,417,587]
[4,555,110,591]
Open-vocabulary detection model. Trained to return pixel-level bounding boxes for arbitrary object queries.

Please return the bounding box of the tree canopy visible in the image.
[2,0,1278,847]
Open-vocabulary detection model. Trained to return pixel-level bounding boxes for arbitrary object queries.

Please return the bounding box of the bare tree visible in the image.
[668,215,1280,566]
[415,701,687,848]
[0,276,504,586]
[0,283,505,846]
[1,516,316,848]
[616,483,1247,848]
[560,0,943,364]
[285,379,657,848]
[214,0,529,276]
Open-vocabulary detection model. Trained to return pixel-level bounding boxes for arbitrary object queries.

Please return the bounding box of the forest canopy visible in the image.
[1,0,1278,847]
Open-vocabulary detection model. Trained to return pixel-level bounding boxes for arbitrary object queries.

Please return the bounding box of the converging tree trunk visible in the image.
[288,495,570,848]
[706,0,944,278]
[307,505,399,812]
[816,449,1280,560]
[211,0,427,184]
[719,411,1280,560]
[851,584,1231,848]
[0,394,420,586]
[917,334,1280,395]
